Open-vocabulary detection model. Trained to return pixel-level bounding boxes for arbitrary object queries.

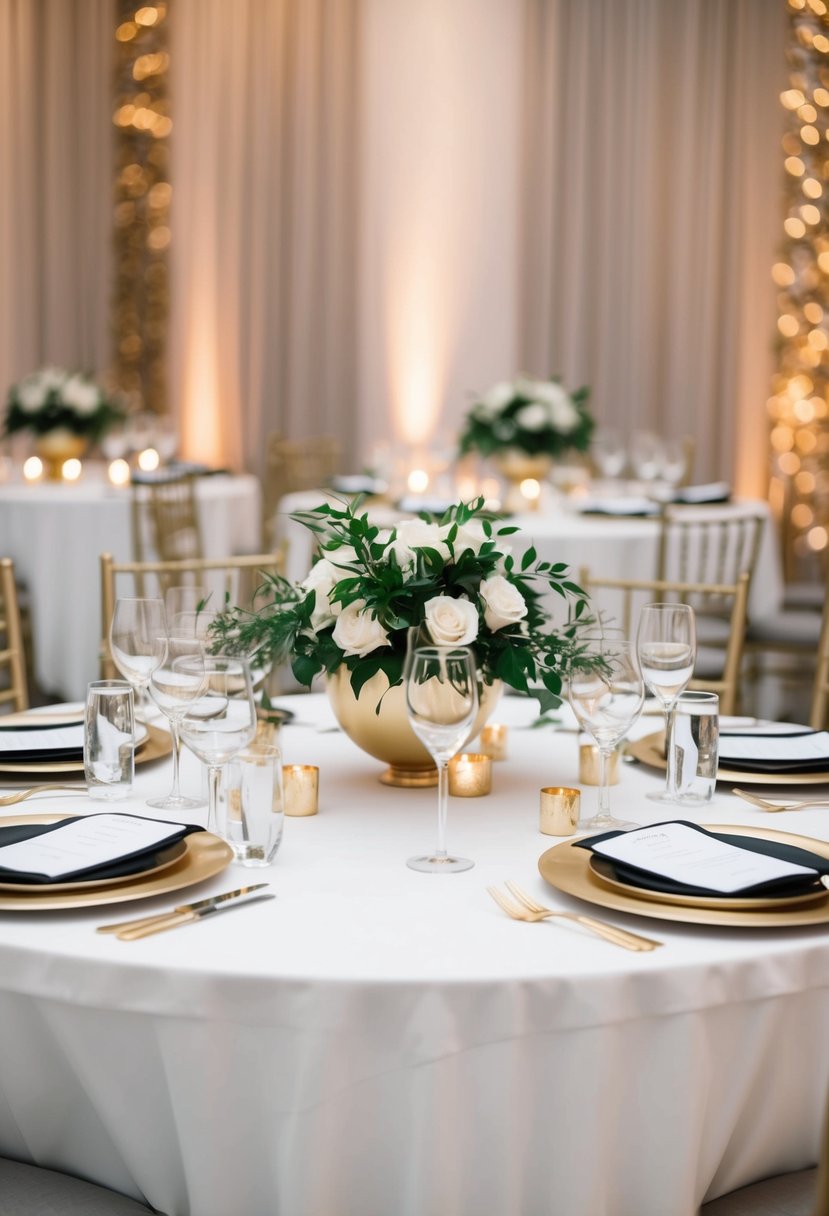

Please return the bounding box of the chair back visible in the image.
[263,434,341,545]
[131,474,204,585]
[811,584,829,729]
[656,504,765,604]
[100,551,284,680]
[579,569,749,716]
[0,558,29,713]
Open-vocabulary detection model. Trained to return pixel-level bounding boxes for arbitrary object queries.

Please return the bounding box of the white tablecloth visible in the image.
[0,694,828,1216]
[0,467,261,700]
[274,491,783,623]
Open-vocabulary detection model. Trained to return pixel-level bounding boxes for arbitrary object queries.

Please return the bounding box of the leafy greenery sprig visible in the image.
[212,496,597,714]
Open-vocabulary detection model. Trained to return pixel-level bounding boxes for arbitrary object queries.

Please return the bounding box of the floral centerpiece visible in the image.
[4,367,123,440]
[213,496,594,783]
[458,374,593,461]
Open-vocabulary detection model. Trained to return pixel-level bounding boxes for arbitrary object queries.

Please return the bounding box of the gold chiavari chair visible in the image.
[262,433,342,547]
[810,588,829,730]
[578,570,750,716]
[0,558,29,714]
[656,503,766,594]
[130,474,205,594]
[99,552,284,681]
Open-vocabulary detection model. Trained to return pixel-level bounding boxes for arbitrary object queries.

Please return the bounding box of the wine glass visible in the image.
[165,586,215,641]
[177,656,258,839]
[109,597,168,720]
[146,637,208,811]
[404,645,478,872]
[568,638,645,834]
[636,602,697,803]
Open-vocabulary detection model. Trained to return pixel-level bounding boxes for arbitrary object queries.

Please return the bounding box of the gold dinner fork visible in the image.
[732,788,829,814]
[486,882,662,951]
[0,784,87,806]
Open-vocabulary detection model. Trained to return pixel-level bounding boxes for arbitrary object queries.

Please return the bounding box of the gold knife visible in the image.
[116,892,276,940]
[96,883,271,936]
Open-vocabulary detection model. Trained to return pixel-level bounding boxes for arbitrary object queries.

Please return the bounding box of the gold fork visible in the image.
[0,784,87,806]
[487,882,662,951]
[732,788,829,814]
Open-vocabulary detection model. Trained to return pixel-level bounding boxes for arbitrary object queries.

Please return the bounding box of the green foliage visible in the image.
[457,375,594,459]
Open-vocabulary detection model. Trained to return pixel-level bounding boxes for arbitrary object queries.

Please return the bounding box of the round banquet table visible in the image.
[0,694,828,1216]
[0,466,261,701]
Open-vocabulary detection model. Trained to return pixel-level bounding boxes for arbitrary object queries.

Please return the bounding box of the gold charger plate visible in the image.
[539,824,829,928]
[588,854,828,911]
[628,730,829,787]
[0,813,232,911]
[0,721,171,779]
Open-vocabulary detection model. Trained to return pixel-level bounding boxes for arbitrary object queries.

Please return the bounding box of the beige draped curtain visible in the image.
[0,0,113,393]
[168,0,361,476]
[519,0,787,492]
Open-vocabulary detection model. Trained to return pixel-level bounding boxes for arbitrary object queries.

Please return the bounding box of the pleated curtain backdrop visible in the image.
[0,0,113,392]
[168,0,361,477]
[518,0,788,491]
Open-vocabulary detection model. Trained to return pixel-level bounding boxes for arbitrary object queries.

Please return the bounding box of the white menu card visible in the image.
[0,814,184,879]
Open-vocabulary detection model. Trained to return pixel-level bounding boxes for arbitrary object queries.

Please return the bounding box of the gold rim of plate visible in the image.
[0,721,171,779]
[628,730,829,787]
[0,813,232,911]
[539,824,829,927]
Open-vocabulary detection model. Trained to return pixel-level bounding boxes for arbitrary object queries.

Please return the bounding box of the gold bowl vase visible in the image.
[34,430,86,480]
[327,666,502,787]
[494,450,552,512]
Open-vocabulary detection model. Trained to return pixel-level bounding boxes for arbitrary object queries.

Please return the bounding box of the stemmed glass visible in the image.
[568,638,645,834]
[177,656,258,838]
[109,598,168,720]
[636,602,697,803]
[146,637,208,811]
[404,645,478,873]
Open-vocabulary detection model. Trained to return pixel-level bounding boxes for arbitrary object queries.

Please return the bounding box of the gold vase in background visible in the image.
[494,450,551,512]
[34,430,86,480]
[327,667,502,787]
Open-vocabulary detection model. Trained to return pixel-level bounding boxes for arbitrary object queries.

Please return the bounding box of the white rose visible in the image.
[476,379,514,417]
[479,575,528,632]
[424,595,479,646]
[386,519,449,570]
[322,543,359,569]
[447,518,487,560]
[17,378,47,412]
[40,366,67,392]
[549,397,579,433]
[514,402,549,432]
[301,558,342,631]
[332,599,390,657]
[514,375,541,399]
[62,375,100,415]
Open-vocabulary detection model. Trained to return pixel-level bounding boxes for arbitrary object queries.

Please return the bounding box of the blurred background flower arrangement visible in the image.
[458,375,594,461]
[3,367,123,442]
[213,495,593,714]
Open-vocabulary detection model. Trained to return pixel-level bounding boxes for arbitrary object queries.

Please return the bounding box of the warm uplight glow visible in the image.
[62,459,82,481]
[520,478,541,502]
[108,459,131,486]
[23,457,43,481]
[138,447,160,471]
[407,468,430,494]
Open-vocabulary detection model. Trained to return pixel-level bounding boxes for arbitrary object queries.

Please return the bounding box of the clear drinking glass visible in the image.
[146,637,208,811]
[224,743,284,866]
[636,602,697,803]
[109,597,168,719]
[84,680,135,800]
[404,645,478,872]
[177,656,258,838]
[568,638,645,834]
[671,691,719,803]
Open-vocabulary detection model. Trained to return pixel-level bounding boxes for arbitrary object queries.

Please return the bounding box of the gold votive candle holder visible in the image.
[448,752,492,797]
[282,764,319,816]
[578,742,619,786]
[480,723,508,761]
[540,786,580,836]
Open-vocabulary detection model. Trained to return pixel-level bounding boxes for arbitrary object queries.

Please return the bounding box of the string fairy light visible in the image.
[111,3,170,417]
[770,0,829,580]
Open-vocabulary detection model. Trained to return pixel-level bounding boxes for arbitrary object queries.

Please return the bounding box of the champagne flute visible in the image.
[109,598,168,720]
[636,602,697,803]
[404,645,478,873]
[177,656,258,841]
[568,638,645,834]
[146,637,208,811]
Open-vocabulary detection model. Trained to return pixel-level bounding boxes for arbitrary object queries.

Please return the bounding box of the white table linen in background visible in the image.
[0,695,828,1215]
[274,490,784,624]
[0,467,261,700]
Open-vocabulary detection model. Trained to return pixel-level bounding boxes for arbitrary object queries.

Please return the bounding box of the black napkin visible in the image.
[576,820,829,899]
[0,815,201,886]
[717,732,829,774]
[0,747,83,764]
